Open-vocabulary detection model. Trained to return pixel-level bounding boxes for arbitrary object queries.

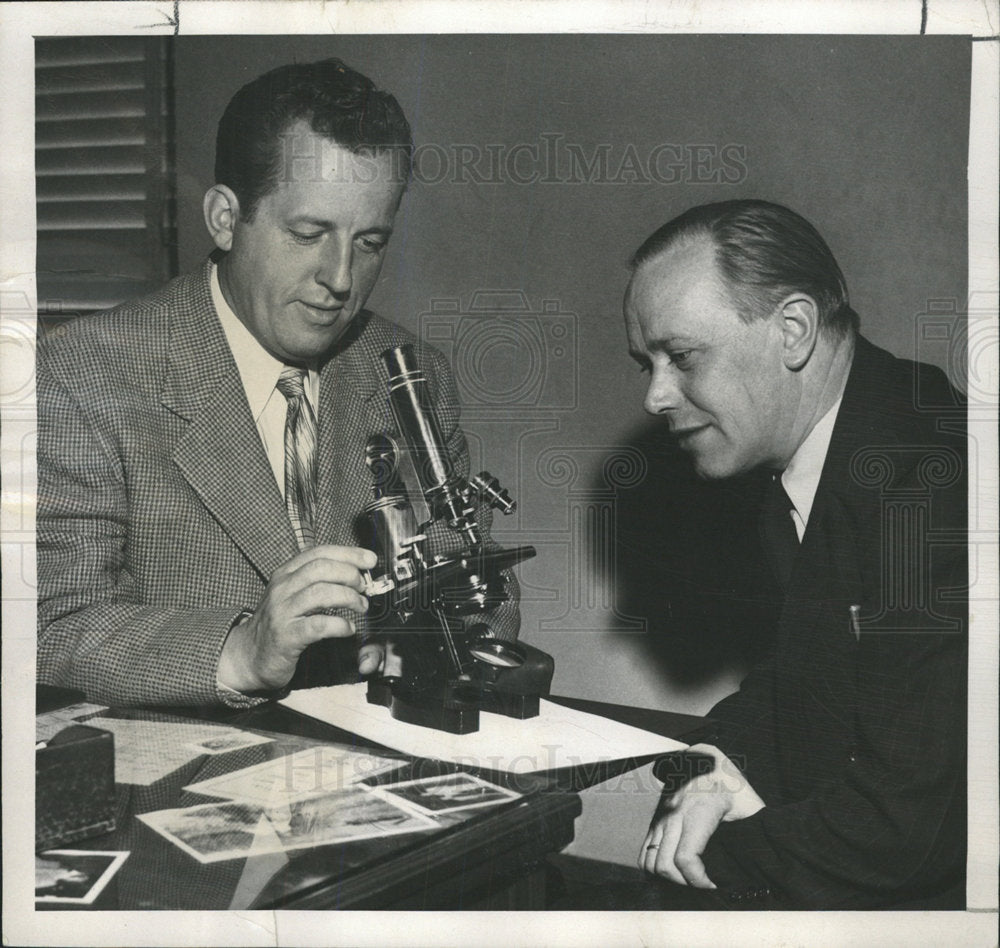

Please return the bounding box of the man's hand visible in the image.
[217,545,379,693]
[639,743,765,889]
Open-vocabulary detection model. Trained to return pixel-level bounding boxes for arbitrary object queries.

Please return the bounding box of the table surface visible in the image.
[36,692,708,910]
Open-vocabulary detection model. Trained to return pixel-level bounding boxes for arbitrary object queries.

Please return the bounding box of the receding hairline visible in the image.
[626,232,724,290]
[626,200,859,336]
[630,229,715,271]
[624,232,740,315]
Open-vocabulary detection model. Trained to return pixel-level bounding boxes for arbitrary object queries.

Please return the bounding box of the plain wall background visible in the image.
[173,34,970,864]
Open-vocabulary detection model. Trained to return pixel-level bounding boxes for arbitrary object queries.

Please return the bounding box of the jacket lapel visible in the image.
[314,315,394,546]
[790,337,890,612]
[160,262,297,579]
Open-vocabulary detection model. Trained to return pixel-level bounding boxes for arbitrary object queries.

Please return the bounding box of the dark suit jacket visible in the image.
[36,261,517,708]
[699,336,968,909]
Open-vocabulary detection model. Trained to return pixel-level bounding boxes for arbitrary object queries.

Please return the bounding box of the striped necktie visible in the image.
[276,366,316,550]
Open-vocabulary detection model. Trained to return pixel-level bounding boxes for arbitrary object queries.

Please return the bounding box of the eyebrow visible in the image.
[646,337,698,351]
[288,216,394,236]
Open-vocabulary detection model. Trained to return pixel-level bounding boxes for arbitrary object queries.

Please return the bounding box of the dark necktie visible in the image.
[276,366,316,550]
[760,473,799,591]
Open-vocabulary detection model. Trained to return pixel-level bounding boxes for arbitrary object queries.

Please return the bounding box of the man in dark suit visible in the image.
[622,201,967,909]
[36,59,516,709]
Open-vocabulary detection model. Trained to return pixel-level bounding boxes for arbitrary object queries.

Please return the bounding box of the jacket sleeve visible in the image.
[36,360,264,709]
[702,558,967,908]
[702,659,779,794]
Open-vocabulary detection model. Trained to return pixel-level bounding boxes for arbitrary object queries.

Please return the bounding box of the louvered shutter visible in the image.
[35,36,176,326]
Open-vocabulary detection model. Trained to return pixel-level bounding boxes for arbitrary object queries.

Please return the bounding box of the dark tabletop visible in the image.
[36,692,707,910]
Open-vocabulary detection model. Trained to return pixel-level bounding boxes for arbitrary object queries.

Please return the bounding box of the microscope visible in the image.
[361,344,553,734]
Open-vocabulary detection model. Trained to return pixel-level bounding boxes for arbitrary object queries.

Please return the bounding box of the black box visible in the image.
[36,724,116,851]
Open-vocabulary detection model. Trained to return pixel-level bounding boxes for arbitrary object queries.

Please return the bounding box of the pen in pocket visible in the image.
[849,604,862,641]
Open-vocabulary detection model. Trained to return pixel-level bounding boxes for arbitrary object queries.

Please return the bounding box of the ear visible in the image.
[203,185,241,252]
[778,293,820,371]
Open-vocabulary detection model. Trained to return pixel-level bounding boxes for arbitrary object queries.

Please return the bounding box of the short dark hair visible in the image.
[629,200,859,336]
[215,58,413,221]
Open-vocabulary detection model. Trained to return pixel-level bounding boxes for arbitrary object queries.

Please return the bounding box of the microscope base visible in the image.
[366,677,481,734]
[366,677,544,735]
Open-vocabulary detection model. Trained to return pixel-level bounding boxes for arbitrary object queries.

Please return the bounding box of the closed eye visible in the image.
[355,234,388,254]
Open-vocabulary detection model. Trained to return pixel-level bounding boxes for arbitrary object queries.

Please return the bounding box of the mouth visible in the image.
[299,301,346,322]
[670,424,710,445]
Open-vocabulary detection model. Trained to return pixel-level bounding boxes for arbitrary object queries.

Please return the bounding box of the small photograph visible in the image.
[35,702,109,744]
[35,850,130,904]
[139,786,437,863]
[183,730,274,755]
[376,772,521,815]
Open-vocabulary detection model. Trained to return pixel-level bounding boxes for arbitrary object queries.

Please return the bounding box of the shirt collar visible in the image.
[781,394,843,531]
[210,263,318,419]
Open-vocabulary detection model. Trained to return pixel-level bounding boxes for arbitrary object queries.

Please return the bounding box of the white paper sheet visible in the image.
[280,683,687,775]
[183,746,404,806]
[85,718,273,786]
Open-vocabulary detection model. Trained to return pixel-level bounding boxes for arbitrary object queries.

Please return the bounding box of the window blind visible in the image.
[35,36,176,325]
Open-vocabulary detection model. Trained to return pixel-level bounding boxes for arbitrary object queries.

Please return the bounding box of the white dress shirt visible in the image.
[211,263,319,498]
[781,395,843,542]
[211,264,322,699]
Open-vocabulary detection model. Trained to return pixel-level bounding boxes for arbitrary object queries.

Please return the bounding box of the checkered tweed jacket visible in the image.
[37,261,519,708]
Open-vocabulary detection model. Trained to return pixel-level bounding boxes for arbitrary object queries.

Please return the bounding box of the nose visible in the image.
[316,239,352,299]
[643,364,684,415]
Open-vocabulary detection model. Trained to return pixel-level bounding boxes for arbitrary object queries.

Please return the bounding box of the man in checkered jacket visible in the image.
[36,59,518,709]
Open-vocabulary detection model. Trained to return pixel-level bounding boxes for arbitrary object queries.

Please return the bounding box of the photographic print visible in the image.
[1,1,996,946]
[183,730,275,756]
[375,773,522,815]
[35,850,129,905]
[138,786,437,863]
[35,703,108,744]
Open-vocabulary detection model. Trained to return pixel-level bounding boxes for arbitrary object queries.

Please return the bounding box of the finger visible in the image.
[288,582,370,618]
[641,787,683,873]
[277,557,374,595]
[357,643,384,676]
[673,807,719,889]
[675,853,715,890]
[652,813,686,885]
[284,545,378,575]
[295,612,357,643]
[638,819,665,872]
